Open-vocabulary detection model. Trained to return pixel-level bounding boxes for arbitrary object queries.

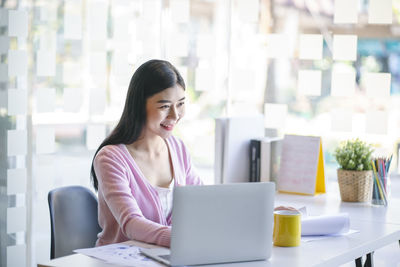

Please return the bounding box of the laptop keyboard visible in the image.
[159,254,171,261]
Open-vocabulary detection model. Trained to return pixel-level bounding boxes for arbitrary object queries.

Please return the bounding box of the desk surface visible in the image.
[275,179,400,225]
[37,221,400,267]
[38,179,400,267]
[37,240,159,267]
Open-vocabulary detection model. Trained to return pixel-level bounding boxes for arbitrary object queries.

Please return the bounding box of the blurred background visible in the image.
[1,0,400,266]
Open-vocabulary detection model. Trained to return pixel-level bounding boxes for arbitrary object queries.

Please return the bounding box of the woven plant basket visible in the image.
[337,169,373,202]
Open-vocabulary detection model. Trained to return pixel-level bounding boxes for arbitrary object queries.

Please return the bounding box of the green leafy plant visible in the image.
[334,139,374,171]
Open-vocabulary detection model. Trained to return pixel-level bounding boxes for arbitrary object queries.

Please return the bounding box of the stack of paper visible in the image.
[74,243,163,267]
[302,213,350,236]
[300,213,359,242]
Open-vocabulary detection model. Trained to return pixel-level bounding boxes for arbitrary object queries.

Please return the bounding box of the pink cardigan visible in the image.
[94,135,202,247]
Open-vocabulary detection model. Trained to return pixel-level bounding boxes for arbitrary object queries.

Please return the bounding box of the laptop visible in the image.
[140,182,275,266]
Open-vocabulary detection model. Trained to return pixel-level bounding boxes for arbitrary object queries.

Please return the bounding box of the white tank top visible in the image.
[155,180,174,219]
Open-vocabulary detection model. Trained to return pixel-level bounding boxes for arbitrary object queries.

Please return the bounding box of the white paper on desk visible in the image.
[298,206,307,217]
[302,229,359,242]
[74,243,164,267]
[302,213,350,236]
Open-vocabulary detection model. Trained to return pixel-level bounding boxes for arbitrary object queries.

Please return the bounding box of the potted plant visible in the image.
[334,139,374,202]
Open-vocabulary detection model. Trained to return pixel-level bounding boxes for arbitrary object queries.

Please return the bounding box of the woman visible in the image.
[91,59,202,248]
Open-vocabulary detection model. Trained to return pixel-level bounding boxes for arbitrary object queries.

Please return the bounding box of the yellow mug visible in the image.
[273,210,301,247]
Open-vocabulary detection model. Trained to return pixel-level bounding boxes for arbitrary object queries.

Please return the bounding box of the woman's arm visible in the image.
[124,217,171,247]
[95,149,171,247]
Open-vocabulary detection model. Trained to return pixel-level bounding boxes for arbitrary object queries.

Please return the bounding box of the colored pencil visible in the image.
[371,155,393,206]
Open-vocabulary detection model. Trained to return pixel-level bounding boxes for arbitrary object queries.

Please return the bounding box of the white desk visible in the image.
[37,240,160,267]
[275,179,400,226]
[268,220,400,267]
[37,221,400,267]
[276,192,400,225]
[38,179,400,267]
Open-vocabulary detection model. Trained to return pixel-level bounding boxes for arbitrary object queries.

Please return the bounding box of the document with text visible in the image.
[74,243,164,267]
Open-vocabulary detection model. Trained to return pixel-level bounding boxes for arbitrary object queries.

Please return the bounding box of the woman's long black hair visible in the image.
[90,59,185,191]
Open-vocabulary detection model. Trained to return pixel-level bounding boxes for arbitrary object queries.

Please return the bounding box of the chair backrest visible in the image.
[48,185,102,259]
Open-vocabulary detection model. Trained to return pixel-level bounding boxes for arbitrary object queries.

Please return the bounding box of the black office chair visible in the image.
[48,185,102,259]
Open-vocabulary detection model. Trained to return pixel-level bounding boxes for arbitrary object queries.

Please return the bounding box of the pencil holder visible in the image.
[371,157,392,206]
[371,195,385,205]
[371,175,390,206]
[337,169,373,202]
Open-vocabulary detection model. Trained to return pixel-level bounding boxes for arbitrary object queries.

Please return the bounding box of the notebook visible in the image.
[140,182,275,266]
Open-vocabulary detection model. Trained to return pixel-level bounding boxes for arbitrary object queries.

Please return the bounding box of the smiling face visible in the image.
[143,84,185,139]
